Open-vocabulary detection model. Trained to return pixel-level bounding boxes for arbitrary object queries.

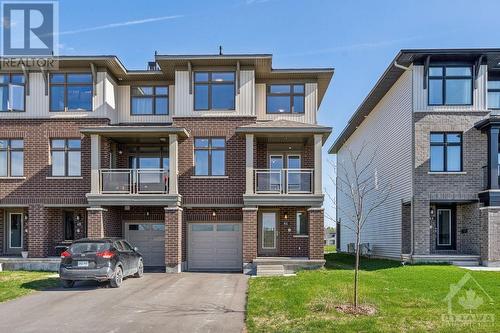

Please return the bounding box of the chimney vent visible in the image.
[147,61,158,71]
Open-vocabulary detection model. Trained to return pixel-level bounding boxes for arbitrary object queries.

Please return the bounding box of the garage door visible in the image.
[125,222,165,267]
[188,223,242,271]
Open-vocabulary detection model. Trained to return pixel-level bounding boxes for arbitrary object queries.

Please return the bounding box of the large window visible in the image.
[0,139,23,177]
[51,139,81,176]
[296,211,308,235]
[0,74,25,112]
[266,84,305,114]
[50,73,93,111]
[488,78,500,109]
[430,133,462,172]
[194,72,235,110]
[428,66,472,106]
[131,86,168,115]
[194,138,225,176]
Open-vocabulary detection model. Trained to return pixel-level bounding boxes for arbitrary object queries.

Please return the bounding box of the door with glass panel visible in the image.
[436,207,456,250]
[258,211,278,256]
[7,212,23,254]
[129,146,169,193]
[268,155,284,192]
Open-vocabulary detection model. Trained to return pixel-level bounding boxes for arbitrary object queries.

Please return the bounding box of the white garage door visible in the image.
[125,222,165,267]
[188,223,242,271]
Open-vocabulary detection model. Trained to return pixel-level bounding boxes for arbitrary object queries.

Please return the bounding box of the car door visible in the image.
[121,240,140,272]
[113,241,130,275]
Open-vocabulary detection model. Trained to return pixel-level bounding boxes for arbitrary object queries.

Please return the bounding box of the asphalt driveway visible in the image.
[0,272,248,333]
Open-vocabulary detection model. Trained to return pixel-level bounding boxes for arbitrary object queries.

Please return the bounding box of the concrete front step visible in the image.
[452,260,480,267]
[256,264,285,276]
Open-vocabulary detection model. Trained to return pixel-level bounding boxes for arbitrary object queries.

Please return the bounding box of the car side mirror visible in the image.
[134,247,139,252]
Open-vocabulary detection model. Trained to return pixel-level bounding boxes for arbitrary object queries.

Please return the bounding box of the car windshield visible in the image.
[69,242,110,254]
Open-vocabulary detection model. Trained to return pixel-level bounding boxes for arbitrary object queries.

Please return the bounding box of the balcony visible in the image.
[100,169,168,194]
[254,169,313,194]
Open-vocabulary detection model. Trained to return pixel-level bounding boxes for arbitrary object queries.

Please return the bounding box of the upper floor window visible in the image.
[0,74,25,112]
[0,139,23,177]
[194,72,235,110]
[50,73,93,112]
[428,66,472,106]
[430,132,462,172]
[488,77,500,109]
[194,137,225,176]
[51,139,81,176]
[131,86,168,115]
[266,84,305,113]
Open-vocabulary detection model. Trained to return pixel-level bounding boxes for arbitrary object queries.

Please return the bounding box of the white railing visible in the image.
[100,169,169,194]
[254,169,313,194]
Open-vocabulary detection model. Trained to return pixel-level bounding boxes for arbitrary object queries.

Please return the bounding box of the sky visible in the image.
[56,0,500,226]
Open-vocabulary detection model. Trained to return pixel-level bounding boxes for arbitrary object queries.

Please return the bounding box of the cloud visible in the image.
[57,15,183,36]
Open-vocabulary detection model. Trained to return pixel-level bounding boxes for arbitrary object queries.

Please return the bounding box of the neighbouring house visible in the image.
[0,53,333,274]
[324,227,335,246]
[329,49,500,267]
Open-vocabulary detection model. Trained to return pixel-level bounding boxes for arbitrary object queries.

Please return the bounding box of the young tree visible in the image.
[325,144,390,308]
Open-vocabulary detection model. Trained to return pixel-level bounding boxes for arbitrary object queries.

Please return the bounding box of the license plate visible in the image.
[77,261,89,267]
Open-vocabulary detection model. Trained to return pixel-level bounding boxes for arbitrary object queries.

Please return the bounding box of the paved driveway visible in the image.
[0,273,248,333]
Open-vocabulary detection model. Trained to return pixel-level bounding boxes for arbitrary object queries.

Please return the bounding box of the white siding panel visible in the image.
[117,84,173,124]
[337,69,413,259]
[413,65,487,112]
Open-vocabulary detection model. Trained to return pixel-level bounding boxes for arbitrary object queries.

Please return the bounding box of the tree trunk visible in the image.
[354,232,360,308]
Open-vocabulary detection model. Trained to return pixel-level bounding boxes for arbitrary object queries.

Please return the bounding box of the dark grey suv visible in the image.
[59,238,144,288]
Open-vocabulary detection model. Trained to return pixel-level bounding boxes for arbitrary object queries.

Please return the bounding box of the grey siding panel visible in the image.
[117,84,174,124]
[337,69,413,258]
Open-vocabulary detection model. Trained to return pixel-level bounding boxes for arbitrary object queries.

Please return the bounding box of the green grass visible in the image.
[246,253,500,333]
[0,271,59,303]
[324,245,336,253]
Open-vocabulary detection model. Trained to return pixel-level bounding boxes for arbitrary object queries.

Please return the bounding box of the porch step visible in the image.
[452,260,480,267]
[256,264,285,276]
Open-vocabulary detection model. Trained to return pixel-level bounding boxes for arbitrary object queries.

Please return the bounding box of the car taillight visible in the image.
[96,250,115,259]
[60,250,71,259]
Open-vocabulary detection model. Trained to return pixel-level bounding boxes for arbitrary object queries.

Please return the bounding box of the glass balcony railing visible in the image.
[254,169,313,194]
[100,169,169,194]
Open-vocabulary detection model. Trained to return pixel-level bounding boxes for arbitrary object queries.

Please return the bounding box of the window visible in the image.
[50,73,93,111]
[266,84,305,113]
[296,211,308,235]
[428,66,472,106]
[194,72,235,110]
[194,138,225,176]
[488,78,500,109]
[430,133,462,172]
[51,139,81,176]
[0,139,23,177]
[0,74,25,112]
[131,86,168,115]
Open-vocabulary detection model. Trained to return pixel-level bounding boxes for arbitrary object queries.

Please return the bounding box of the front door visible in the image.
[7,212,23,254]
[436,207,456,250]
[258,211,279,256]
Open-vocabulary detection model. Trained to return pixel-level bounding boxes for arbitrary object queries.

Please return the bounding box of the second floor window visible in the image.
[194,138,225,176]
[51,139,81,176]
[266,84,305,113]
[194,72,235,110]
[488,78,500,109]
[131,86,168,115]
[430,132,462,172]
[428,66,472,106]
[0,139,23,177]
[50,73,93,112]
[0,74,25,112]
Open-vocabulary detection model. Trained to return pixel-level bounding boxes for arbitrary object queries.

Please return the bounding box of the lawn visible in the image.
[0,271,59,303]
[246,253,500,333]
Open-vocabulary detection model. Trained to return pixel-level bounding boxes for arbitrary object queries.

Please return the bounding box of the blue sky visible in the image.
[57,0,500,226]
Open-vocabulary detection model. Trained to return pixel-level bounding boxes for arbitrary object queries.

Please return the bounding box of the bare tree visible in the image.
[325,143,391,308]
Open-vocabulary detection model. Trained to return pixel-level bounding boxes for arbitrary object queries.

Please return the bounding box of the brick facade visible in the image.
[242,208,258,262]
[401,202,411,254]
[307,208,324,260]
[165,207,182,273]
[480,207,500,266]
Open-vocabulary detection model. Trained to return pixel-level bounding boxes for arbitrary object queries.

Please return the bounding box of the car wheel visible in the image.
[109,266,123,288]
[133,259,144,278]
[61,279,75,288]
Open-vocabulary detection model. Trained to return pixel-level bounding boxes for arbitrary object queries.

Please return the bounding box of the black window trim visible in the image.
[0,73,26,112]
[296,210,308,236]
[193,137,226,176]
[127,145,169,169]
[428,64,473,107]
[194,71,236,111]
[130,85,169,116]
[266,83,305,114]
[429,132,463,172]
[50,138,82,177]
[488,77,500,110]
[49,73,93,112]
[0,138,24,177]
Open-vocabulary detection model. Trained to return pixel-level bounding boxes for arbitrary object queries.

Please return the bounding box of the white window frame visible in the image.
[8,212,23,249]
[437,209,452,246]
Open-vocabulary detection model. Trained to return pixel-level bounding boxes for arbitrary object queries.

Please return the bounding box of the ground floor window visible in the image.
[296,211,308,235]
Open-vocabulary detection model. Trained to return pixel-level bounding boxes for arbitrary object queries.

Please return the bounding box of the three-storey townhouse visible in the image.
[0,54,333,274]
[330,49,500,267]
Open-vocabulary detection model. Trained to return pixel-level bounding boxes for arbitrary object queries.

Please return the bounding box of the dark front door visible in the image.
[258,211,279,256]
[436,206,456,250]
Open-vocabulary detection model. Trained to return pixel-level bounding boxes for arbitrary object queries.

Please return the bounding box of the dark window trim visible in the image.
[130,85,169,116]
[430,132,463,172]
[488,78,500,110]
[194,71,235,111]
[49,73,93,112]
[266,83,305,114]
[0,138,24,177]
[296,210,308,235]
[427,65,473,106]
[0,73,26,112]
[193,137,226,176]
[127,145,169,169]
[50,138,82,176]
